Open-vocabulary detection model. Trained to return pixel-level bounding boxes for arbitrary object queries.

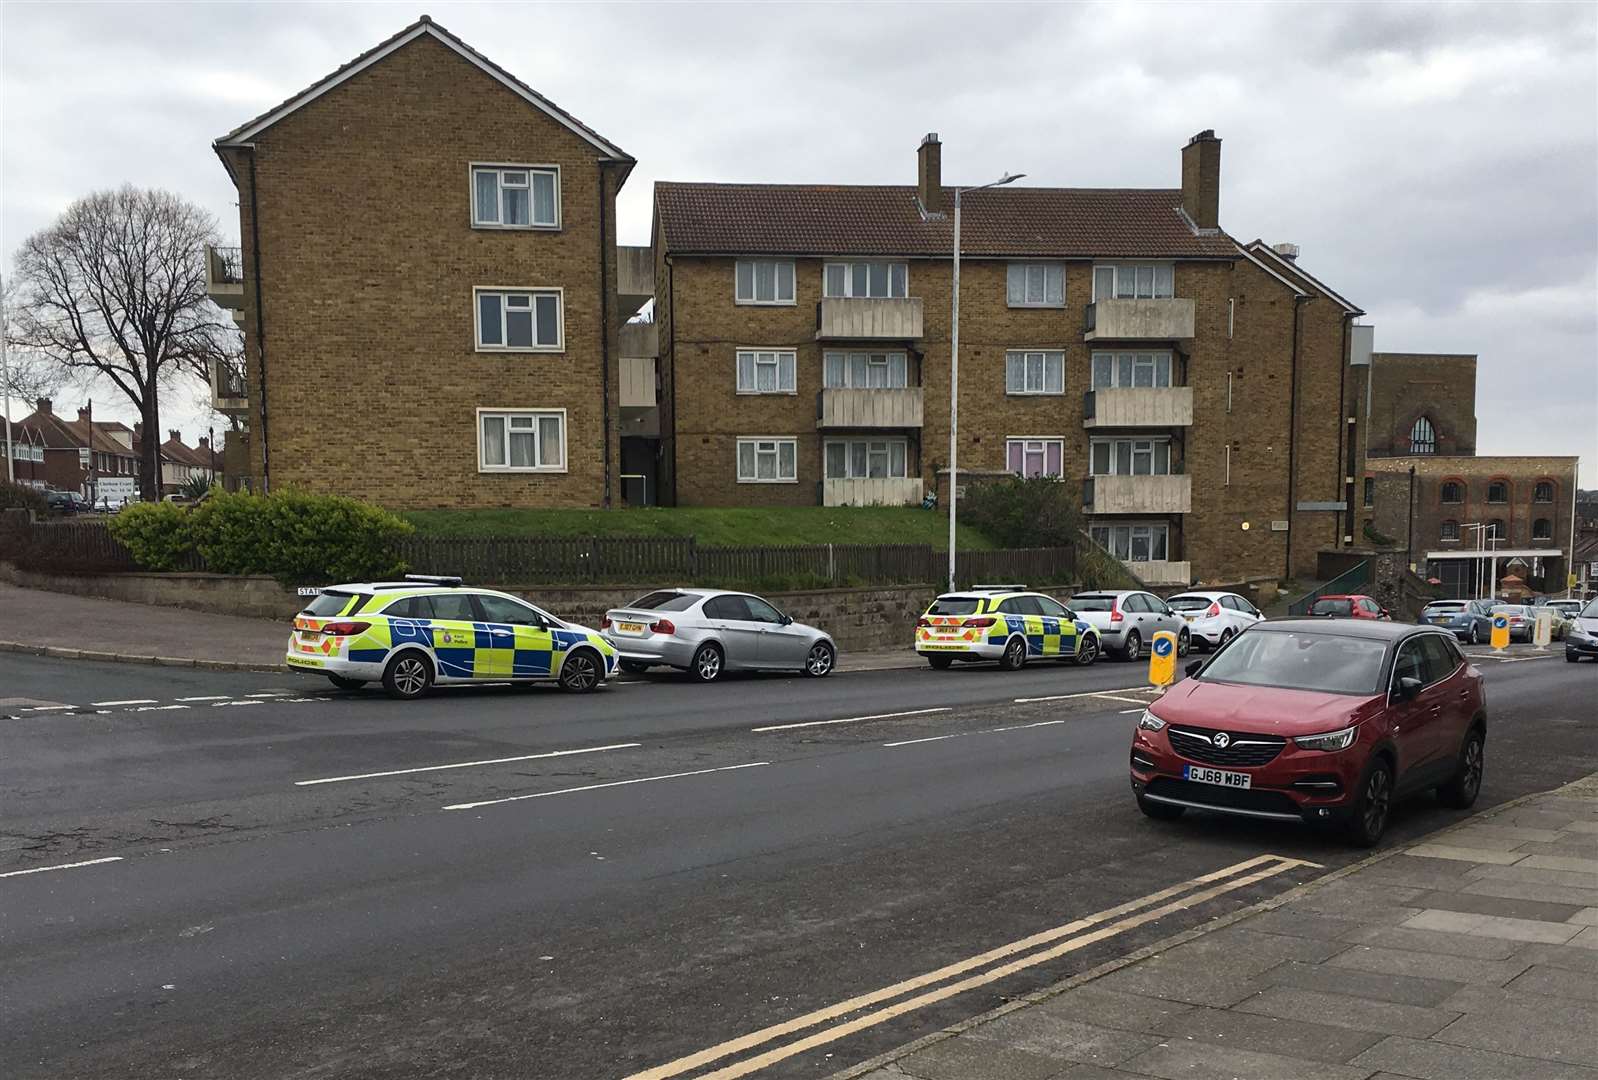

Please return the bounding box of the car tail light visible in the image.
[1109,601,1123,624]
[1206,602,1221,617]
[915,617,931,628]
[964,617,996,628]
[650,619,676,636]
[320,621,370,636]
[600,615,613,630]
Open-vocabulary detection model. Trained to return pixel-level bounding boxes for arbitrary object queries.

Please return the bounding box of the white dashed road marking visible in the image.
[0,856,124,880]
[884,718,1065,748]
[90,698,157,706]
[1013,686,1157,704]
[444,761,771,812]
[752,708,951,733]
[295,742,643,786]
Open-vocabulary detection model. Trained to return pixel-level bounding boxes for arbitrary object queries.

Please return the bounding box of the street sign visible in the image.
[1490,610,1510,651]
[1533,609,1553,649]
[1149,630,1177,688]
[97,476,137,508]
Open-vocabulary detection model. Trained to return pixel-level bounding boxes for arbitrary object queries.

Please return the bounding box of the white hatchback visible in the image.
[1165,591,1264,651]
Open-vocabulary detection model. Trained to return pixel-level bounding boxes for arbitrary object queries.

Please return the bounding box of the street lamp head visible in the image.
[995,172,1025,186]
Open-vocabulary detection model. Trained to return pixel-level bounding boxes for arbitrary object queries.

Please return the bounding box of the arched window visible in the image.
[1440,520,1461,542]
[1440,481,1463,504]
[1534,480,1554,503]
[1409,416,1437,454]
[1487,481,1508,504]
[1487,518,1506,542]
[1532,518,1553,540]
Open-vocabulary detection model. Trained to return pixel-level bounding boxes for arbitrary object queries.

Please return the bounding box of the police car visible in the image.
[914,586,1101,670]
[285,575,618,699]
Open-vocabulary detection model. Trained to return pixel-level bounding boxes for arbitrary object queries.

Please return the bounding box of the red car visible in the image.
[1130,619,1485,845]
[1309,594,1390,619]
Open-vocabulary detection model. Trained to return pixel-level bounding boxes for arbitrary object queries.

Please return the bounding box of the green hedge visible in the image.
[108,490,413,585]
[0,480,48,515]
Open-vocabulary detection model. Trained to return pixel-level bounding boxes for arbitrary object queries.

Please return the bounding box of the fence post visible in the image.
[828,543,835,584]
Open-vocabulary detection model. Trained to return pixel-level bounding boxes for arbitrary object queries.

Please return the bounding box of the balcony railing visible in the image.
[1083,387,1194,428]
[823,476,924,507]
[816,387,924,428]
[1083,474,1192,515]
[1083,297,1195,341]
[816,297,924,340]
[1124,559,1193,586]
[211,357,248,414]
[205,244,245,310]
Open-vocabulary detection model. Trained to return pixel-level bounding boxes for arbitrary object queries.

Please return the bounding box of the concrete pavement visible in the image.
[841,773,1598,1080]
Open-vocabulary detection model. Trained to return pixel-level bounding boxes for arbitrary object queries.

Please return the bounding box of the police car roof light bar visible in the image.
[403,574,464,587]
[970,583,1027,592]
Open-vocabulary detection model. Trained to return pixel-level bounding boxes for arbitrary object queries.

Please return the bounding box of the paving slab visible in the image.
[1512,940,1598,974]
[1516,839,1598,859]
[894,1036,1069,1080]
[1433,985,1598,1065]
[1343,923,1522,959]
[1522,854,1598,874]
[1563,821,1598,835]
[962,1013,1158,1068]
[1410,887,1587,923]
[1451,824,1569,844]
[1461,877,1598,907]
[1572,926,1598,949]
[1263,957,1462,1006]
[1466,862,1598,887]
[1571,907,1598,925]
[1351,1034,1598,1080]
[1403,908,1584,944]
[1509,963,1598,1002]
[1116,1039,1371,1080]
[1234,985,1458,1037]
[1150,1003,1383,1063]
[1029,987,1196,1034]
[1090,961,1272,1009]
[1235,908,1366,943]
[1407,842,1527,865]
[1330,941,1532,984]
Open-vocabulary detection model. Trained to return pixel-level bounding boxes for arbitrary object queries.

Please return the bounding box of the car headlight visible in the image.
[1294,726,1358,752]
[1136,709,1167,732]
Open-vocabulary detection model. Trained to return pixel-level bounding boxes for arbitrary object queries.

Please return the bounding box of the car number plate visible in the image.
[616,621,646,634]
[1183,615,1197,622]
[1183,765,1251,789]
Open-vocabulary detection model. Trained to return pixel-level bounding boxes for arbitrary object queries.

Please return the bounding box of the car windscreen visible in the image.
[1200,630,1388,694]
[927,597,983,616]
[1584,599,1598,618]
[1069,595,1115,612]
[303,591,358,616]
[1166,596,1213,611]
[627,591,701,612]
[1310,598,1354,616]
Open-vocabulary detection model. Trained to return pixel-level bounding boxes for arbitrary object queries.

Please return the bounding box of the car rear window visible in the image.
[1310,598,1354,616]
[1424,602,1466,612]
[1200,630,1388,695]
[1069,595,1115,612]
[628,591,701,612]
[927,597,983,616]
[303,591,360,616]
[1166,596,1212,611]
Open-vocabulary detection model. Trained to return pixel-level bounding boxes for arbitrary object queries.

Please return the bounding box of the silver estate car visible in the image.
[600,589,837,682]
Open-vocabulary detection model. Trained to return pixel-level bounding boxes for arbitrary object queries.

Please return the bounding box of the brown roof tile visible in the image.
[655,183,1240,259]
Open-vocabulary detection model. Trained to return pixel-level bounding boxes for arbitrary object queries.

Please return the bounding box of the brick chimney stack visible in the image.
[79,407,92,424]
[36,398,52,415]
[169,429,182,442]
[917,133,944,216]
[1180,129,1222,231]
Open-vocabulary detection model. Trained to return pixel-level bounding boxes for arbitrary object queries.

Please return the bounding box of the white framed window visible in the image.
[1091,437,1172,476]
[471,165,559,229]
[1006,263,1065,307]
[1091,523,1169,562]
[1004,350,1065,395]
[823,351,908,389]
[736,437,798,483]
[1092,263,1175,300]
[736,350,797,394]
[735,260,796,305]
[825,438,908,480]
[1091,351,1174,388]
[477,409,566,473]
[1005,438,1065,479]
[475,287,563,351]
[823,261,908,299]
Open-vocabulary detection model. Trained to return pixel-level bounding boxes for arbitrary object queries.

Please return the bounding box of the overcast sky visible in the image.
[3,1,1595,482]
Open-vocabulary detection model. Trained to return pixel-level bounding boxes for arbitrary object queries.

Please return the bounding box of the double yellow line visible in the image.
[625,853,1319,1080]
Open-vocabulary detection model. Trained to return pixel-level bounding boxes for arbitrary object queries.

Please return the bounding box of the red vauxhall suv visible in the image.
[1130,619,1486,845]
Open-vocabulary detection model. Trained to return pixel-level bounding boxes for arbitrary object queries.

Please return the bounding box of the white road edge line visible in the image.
[752,707,951,733]
[295,742,644,786]
[1013,686,1155,704]
[90,698,157,706]
[444,762,770,811]
[0,856,124,880]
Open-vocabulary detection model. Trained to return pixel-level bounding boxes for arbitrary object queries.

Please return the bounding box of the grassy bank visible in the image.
[402,506,997,549]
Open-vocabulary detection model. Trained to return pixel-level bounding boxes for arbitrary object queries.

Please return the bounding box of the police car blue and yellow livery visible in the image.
[915,587,1100,671]
[285,575,617,699]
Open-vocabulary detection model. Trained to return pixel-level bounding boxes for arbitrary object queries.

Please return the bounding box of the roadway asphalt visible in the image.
[3,646,1594,1079]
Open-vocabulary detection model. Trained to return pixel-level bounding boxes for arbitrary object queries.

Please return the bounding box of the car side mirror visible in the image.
[1394,675,1423,702]
[1380,608,1391,619]
[1184,659,1204,678]
[781,614,794,626]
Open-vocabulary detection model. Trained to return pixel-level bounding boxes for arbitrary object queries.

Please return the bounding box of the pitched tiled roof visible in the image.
[655,183,1240,259]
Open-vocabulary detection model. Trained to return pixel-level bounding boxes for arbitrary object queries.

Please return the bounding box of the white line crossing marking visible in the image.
[444,762,770,811]
[0,856,124,880]
[1013,686,1156,704]
[295,742,643,786]
[20,705,74,712]
[210,700,263,707]
[175,696,232,702]
[753,707,951,733]
[90,698,158,706]
[247,691,292,698]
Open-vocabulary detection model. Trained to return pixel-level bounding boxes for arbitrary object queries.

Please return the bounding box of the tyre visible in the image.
[1437,726,1485,809]
[999,635,1028,671]
[1568,652,1581,663]
[690,642,724,682]
[1345,758,1394,847]
[327,674,366,691]
[803,641,835,677]
[558,648,603,693]
[1176,628,1192,657]
[381,651,433,700]
[1122,631,1143,662]
[1075,633,1099,666]
[1219,628,1235,650]
[1137,794,1184,821]
[1467,623,1480,646]
[619,660,651,675]
[927,654,954,670]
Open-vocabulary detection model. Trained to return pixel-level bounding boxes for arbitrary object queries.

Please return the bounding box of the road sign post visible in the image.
[1149,630,1177,688]
[1490,610,1510,652]
[1533,608,1553,650]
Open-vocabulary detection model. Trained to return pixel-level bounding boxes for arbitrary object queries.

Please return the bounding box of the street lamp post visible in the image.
[1,268,13,485]
[947,171,1024,591]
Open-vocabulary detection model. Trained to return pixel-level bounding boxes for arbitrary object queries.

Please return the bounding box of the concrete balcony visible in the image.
[1126,559,1192,586]
[1083,474,1192,514]
[817,297,924,340]
[619,320,658,358]
[816,387,924,429]
[1083,386,1194,428]
[823,476,923,507]
[1083,298,1195,342]
[211,357,248,416]
[617,245,653,320]
[205,245,244,310]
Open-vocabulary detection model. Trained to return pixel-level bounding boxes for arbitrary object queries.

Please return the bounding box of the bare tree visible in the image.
[1,277,72,410]
[10,186,229,500]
